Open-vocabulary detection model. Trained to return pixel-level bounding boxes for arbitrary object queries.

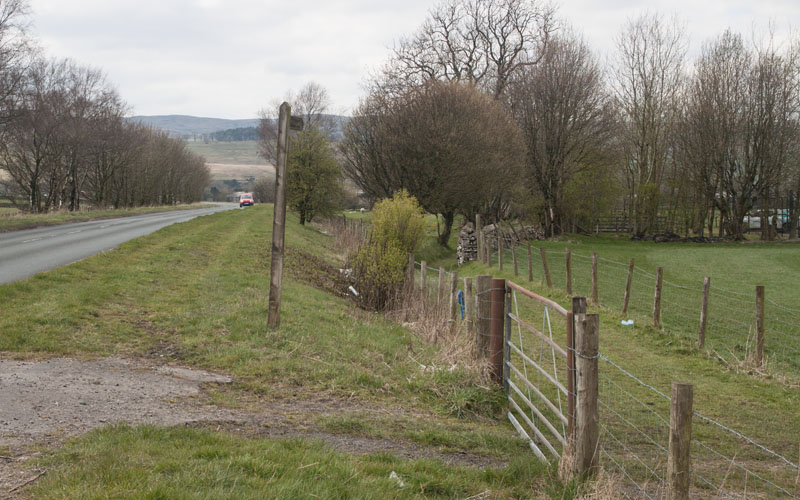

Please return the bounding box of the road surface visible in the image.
[0,204,237,285]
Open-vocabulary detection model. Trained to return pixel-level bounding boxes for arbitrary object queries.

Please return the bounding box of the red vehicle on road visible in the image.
[239,193,254,208]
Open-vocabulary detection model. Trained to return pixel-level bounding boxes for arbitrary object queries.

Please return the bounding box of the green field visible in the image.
[185,140,266,166]
[2,209,798,498]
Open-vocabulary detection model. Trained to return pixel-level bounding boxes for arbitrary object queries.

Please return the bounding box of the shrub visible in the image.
[370,190,426,254]
[351,191,425,310]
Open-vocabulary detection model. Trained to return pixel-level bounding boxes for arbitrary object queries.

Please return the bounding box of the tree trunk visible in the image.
[437,210,455,247]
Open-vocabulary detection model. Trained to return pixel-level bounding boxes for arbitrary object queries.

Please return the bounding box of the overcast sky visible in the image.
[28,0,800,119]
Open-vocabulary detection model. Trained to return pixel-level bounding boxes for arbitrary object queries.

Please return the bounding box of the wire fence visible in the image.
[598,353,800,498]
[409,257,799,497]
[483,242,800,374]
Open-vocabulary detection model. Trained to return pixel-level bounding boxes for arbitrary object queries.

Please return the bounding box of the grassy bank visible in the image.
[2,205,568,498]
[0,203,215,233]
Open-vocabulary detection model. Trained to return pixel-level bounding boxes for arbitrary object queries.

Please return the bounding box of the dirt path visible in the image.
[0,357,505,497]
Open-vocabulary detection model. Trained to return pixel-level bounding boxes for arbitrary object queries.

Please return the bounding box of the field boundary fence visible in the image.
[407,257,800,498]
[473,234,800,375]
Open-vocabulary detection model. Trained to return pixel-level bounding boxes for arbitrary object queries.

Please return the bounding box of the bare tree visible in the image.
[612,13,686,235]
[258,81,334,165]
[508,31,612,236]
[385,0,556,99]
[683,29,800,239]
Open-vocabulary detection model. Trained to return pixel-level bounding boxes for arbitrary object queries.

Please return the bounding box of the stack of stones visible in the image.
[456,223,478,265]
[482,223,545,250]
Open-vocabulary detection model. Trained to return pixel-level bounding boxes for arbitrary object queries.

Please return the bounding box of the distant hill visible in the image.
[130,114,349,141]
[128,115,260,139]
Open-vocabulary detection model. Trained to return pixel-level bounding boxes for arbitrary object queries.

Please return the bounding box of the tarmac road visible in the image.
[0,204,237,285]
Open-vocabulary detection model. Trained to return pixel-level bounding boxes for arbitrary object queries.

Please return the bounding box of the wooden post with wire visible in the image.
[755,285,765,366]
[667,382,694,500]
[622,258,634,314]
[489,278,506,385]
[540,248,552,288]
[699,277,710,347]
[565,248,572,295]
[568,296,599,478]
[653,267,663,328]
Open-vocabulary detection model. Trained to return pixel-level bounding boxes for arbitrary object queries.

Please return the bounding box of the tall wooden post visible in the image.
[565,248,572,295]
[591,253,598,304]
[699,277,710,347]
[490,278,506,385]
[267,102,291,329]
[527,241,533,282]
[503,284,512,394]
[622,258,634,314]
[755,285,765,366]
[540,248,552,288]
[449,271,459,322]
[667,382,694,500]
[465,277,474,335]
[653,267,663,328]
[486,238,492,267]
[475,275,493,357]
[570,297,599,477]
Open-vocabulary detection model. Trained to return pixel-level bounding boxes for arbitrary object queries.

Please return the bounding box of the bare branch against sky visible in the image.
[26,0,800,118]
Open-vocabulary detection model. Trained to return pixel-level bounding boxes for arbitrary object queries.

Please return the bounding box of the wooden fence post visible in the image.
[591,253,598,304]
[475,275,492,358]
[267,102,291,329]
[489,278,507,385]
[571,297,599,477]
[667,382,694,500]
[504,284,512,394]
[699,277,710,347]
[540,248,552,288]
[512,242,519,277]
[486,238,492,267]
[755,285,765,366]
[498,233,504,271]
[565,248,572,295]
[653,267,663,328]
[437,267,446,309]
[449,271,459,323]
[622,258,634,314]
[465,277,474,335]
[420,261,427,303]
[527,241,533,282]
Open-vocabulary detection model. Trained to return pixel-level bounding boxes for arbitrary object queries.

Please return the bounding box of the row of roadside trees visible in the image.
[338,0,800,241]
[0,1,209,213]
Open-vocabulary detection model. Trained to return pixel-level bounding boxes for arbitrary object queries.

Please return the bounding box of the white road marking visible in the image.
[23,238,42,243]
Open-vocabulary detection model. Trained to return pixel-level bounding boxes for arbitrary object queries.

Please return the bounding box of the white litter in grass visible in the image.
[348,286,359,297]
[389,471,405,488]
[621,319,634,326]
